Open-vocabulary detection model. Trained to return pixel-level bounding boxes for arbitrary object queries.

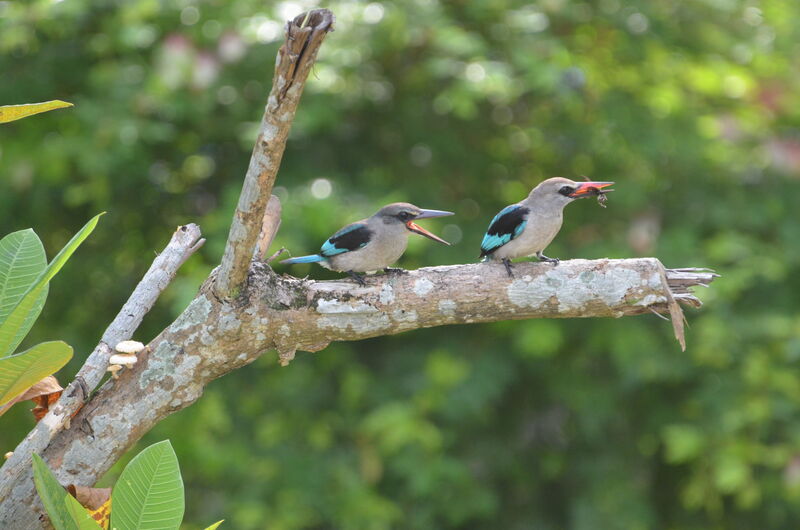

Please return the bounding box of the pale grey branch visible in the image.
[0,223,203,524]
[215,9,334,298]
[0,257,716,528]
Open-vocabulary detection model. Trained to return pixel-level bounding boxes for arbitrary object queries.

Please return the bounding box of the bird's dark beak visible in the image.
[414,209,454,220]
[407,209,453,245]
[569,181,615,198]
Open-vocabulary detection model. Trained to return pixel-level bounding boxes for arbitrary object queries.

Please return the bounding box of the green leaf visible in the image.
[32,453,101,530]
[33,452,76,530]
[0,341,72,406]
[203,521,224,530]
[0,229,49,357]
[111,440,185,530]
[0,100,73,123]
[0,213,103,357]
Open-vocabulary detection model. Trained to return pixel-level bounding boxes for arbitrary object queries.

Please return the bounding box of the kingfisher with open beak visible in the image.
[479,177,614,277]
[281,202,453,285]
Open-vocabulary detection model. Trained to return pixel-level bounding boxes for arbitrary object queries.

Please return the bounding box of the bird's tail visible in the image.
[280,254,325,265]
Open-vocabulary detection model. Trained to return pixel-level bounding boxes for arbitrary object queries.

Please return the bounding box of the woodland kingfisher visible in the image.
[281,202,453,285]
[479,177,614,277]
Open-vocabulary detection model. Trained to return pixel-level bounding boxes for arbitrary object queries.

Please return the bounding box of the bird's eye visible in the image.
[398,211,412,221]
[559,186,574,196]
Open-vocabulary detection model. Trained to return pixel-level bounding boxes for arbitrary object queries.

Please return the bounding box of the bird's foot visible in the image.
[501,258,515,278]
[346,270,367,286]
[384,267,407,275]
[536,252,560,266]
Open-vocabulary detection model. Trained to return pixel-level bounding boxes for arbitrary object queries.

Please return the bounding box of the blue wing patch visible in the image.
[480,204,529,257]
[321,222,372,257]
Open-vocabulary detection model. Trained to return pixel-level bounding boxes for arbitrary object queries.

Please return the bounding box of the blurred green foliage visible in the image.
[2,0,800,528]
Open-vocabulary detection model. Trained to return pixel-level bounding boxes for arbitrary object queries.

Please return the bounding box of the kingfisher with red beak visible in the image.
[479,177,614,277]
[282,202,453,285]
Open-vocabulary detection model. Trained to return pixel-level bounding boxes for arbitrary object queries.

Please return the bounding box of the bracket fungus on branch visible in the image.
[107,341,145,379]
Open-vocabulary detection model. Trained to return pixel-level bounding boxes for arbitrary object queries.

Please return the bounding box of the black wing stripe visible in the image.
[487,206,529,236]
[321,223,373,256]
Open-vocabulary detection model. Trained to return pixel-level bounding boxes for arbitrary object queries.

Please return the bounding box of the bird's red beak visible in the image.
[406,208,452,245]
[569,181,615,198]
[406,221,450,245]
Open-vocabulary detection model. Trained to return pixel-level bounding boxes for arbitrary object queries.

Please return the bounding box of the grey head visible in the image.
[527,177,614,210]
[373,202,454,245]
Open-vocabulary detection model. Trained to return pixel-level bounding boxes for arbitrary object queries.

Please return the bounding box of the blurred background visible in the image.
[2,0,800,528]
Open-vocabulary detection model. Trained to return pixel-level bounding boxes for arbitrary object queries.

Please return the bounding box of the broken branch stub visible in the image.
[254,195,282,260]
[215,9,335,298]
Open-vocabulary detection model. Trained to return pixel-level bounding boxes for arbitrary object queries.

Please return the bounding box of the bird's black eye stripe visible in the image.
[398,211,412,220]
[558,186,574,196]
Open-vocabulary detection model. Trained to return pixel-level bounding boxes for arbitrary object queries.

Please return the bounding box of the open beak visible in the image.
[406,209,453,245]
[569,181,615,198]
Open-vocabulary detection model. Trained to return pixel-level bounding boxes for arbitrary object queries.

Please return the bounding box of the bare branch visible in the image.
[216,9,334,298]
[0,224,203,522]
[0,257,716,528]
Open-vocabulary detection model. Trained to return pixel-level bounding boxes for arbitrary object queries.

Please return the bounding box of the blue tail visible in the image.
[280,254,325,265]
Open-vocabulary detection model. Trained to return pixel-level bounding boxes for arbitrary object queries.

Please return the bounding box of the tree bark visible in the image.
[0,257,715,527]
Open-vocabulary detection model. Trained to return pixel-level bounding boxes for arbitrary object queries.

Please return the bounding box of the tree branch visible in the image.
[0,8,721,528]
[0,224,204,525]
[215,9,334,298]
[0,257,716,528]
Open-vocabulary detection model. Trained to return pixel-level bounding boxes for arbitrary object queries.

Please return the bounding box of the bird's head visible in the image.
[376,203,454,245]
[530,177,615,207]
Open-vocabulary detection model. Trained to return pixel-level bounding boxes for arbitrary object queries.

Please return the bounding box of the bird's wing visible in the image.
[320,222,373,257]
[480,204,530,257]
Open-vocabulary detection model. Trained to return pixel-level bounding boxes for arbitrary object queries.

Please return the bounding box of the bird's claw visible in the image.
[536,253,559,266]
[501,258,515,278]
[346,270,367,286]
[384,267,407,275]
